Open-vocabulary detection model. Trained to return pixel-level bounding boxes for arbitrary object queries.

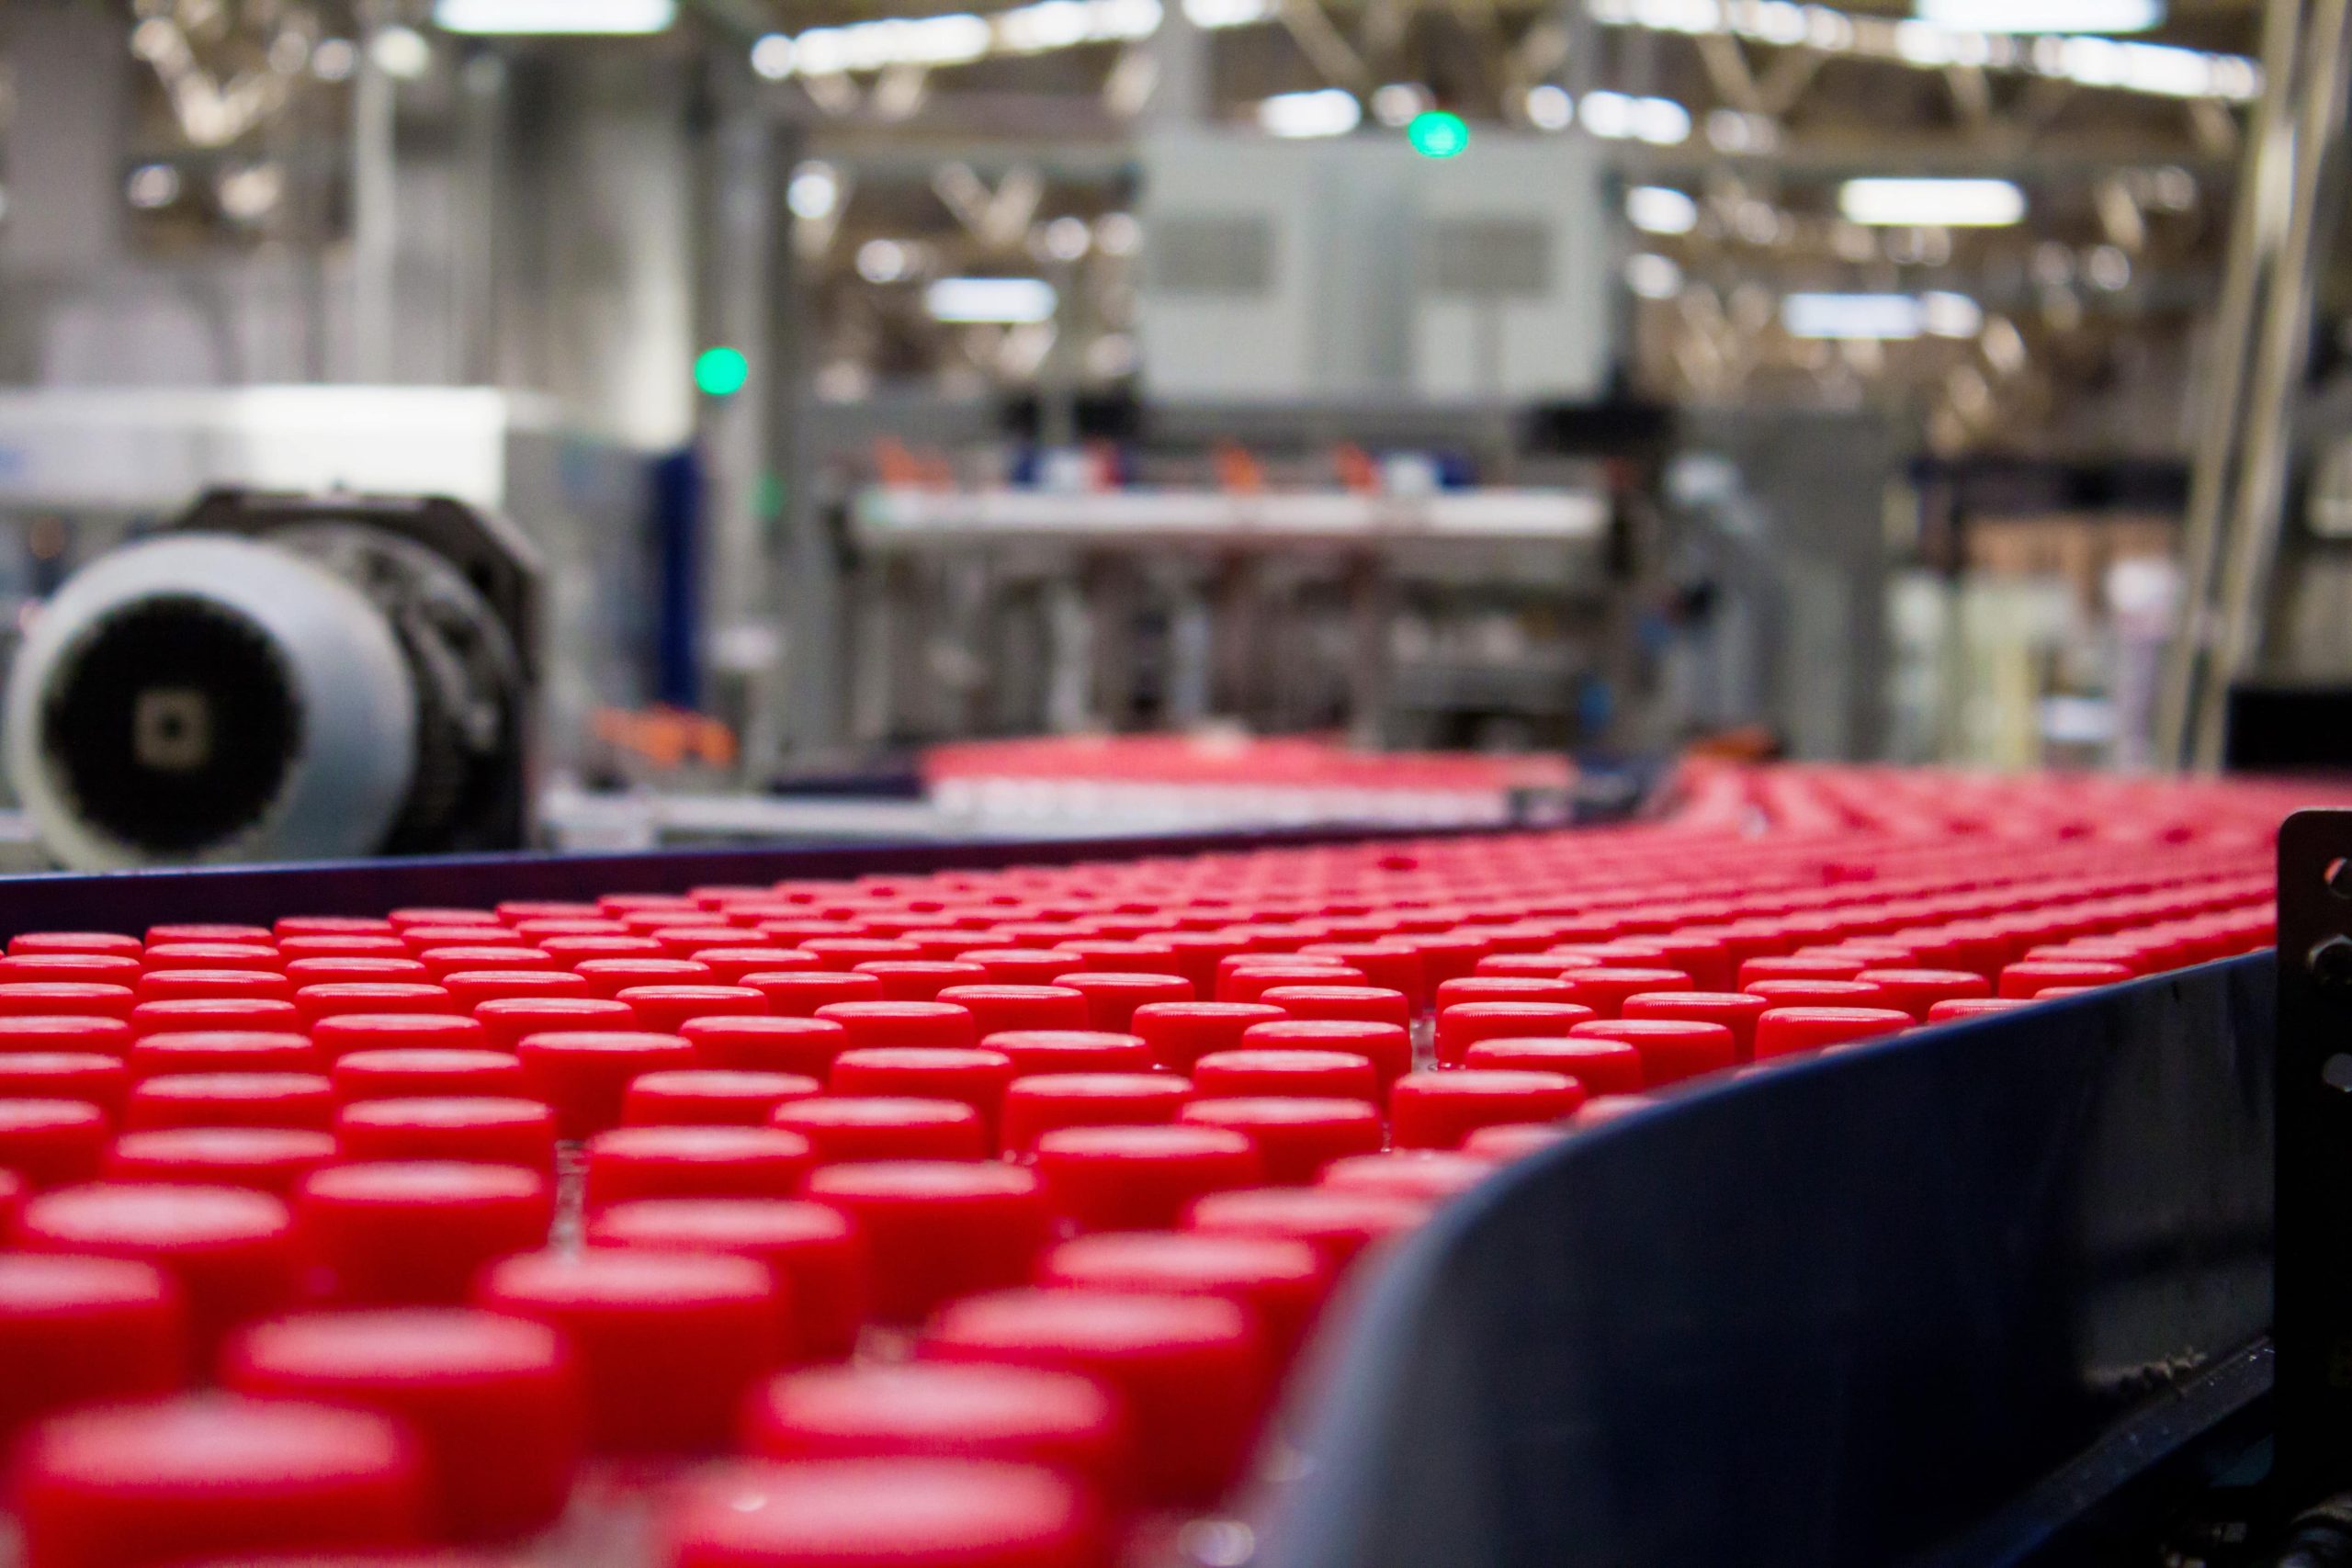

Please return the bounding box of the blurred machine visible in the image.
[4,490,539,869]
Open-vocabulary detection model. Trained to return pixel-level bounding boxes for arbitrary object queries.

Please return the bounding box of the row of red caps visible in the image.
[0,765,2299,1568]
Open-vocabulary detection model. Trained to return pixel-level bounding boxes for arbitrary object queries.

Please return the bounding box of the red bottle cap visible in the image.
[1855,967,1992,1020]
[919,1289,1266,1505]
[1739,953,1867,987]
[741,970,888,1018]
[0,955,144,987]
[1051,973,1193,1034]
[815,1000,978,1053]
[402,924,527,954]
[1032,1124,1261,1234]
[831,1048,1017,1137]
[148,925,274,947]
[934,985,1091,1036]
[123,1072,336,1134]
[1459,1036,1645,1093]
[1387,931,1494,989]
[623,1069,821,1126]
[1390,1069,1585,1149]
[587,1197,865,1360]
[1998,958,2133,998]
[1432,1000,1597,1066]
[1218,962,1364,1005]
[1255,984,1411,1030]
[1299,943,1423,1004]
[473,997,639,1055]
[130,1031,321,1081]
[0,1016,134,1059]
[1752,1006,1914,1058]
[1126,1002,1286,1072]
[331,1050,527,1104]
[0,1055,128,1118]
[283,956,432,987]
[1193,1049,1377,1103]
[573,958,715,999]
[540,935,664,965]
[1176,1097,1382,1184]
[663,1458,1109,1568]
[1182,1186,1431,1274]
[0,1255,184,1447]
[614,985,768,1035]
[416,945,560,980]
[1926,998,2032,1022]
[1617,990,1771,1061]
[11,1395,424,1568]
[441,971,594,1014]
[104,1129,337,1196]
[18,1183,298,1357]
[999,1075,1195,1156]
[1318,1150,1496,1203]
[852,962,991,1004]
[10,932,141,959]
[741,1365,1128,1498]
[299,1162,553,1305]
[221,1308,580,1540]
[685,947,819,985]
[1744,977,1890,1009]
[0,983,136,1021]
[1470,953,1592,982]
[1052,940,1182,978]
[1566,1019,1737,1086]
[805,1161,1050,1322]
[515,1031,697,1139]
[133,969,295,1004]
[980,1030,1154,1077]
[334,1099,557,1170]
[1434,976,1583,1013]
[474,1249,782,1452]
[772,1097,988,1165]
[143,942,281,973]
[0,1100,111,1187]
[290,985,455,1030]
[680,1015,851,1077]
[955,949,1089,987]
[1462,1122,1569,1160]
[582,1125,815,1209]
[1037,1230,1328,1366]
[1236,1018,1410,1089]
[1559,966,1695,1018]
[389,907,502,930]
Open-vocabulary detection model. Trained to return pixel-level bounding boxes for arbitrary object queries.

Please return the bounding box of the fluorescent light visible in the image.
[368,25,432,79]
[1916,0,2160,31]
[926,277,1058,323]
[1625,253,1684,299]
[1185,0,1276,25]
[1918,290,1984,337]
[1626,186,1698,234]
[1781,292,1924,339]
[1839,176,2025,226]
[1525,84,1575,129]
[1257,88,1362,138]
[788,164,840,221]
[434,0,673,34]
[1580,90,1690,142]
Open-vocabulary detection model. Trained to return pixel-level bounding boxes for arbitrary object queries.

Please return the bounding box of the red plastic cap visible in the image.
[1126,1002,1286,1071]
[1459,1036,1645,1094]
[289,984,454,1029]
[582,1125,816,1209]
[918,1289,1266,1506]
[665,1458,1109,1568]
[1193,1049,1378,1103]
[1566,1019,1737,1087]
[282,956,431,987]
[474,1249,782,1452]
[1390,1069,1586,1149]
[1997,958,2133,998]
[1218,962,1363,1005]
[17,1183,298,1358]
[1462,1122,1570,1160]
[1432,1000,1597,1066]
[330,1049,526,1105]
[220,1308,581,1541]
[1617,991,1771,1062]
[1050,973,1193,1034]
[0,1016,134,1059]
[514,1031,698,1139]
[1740,953,1868,987]
[854,962,992,1003]
[1038,1230,1329,1364]
[680,1014,852,1078]
[1,956,144,987]
[0,1100,110,1188]
[1256,984,1411,1029]
[416,945,559,979]
[123,1072,336,1134]
[474,997,639,1055]
[0,1255,185,1449]
[998,1075,1195,1156]
[1743,977,1891,1010]
[141,942,281,973]
[805,1161,1050,1323]
[133,969,294,1004]
[10,932,142,960]
[1298,943,1424,1004]
[1558,967,1696,1018]
[587,1198,866,1360]
[11,1395,425,1568]
[741,1365,1129,1499]
[1319,1150,1496,1204]
[1854,968,1992,1020]
[1752,1006,1914,1059]
[689,947,820,985]
[130,1031,321,1081]
[297,1162,554,1305]
[933,985,1091,1036]
[956,949,1094,987]
[0,1055,129,1119]
[1236,1019,1409,1089]
[334,1098,557,1171]
[773,1096,989,1165]
[0,984,136,1022]
[980,1031,1153,1077]
[1032,1123,1260,1233]
[613,985,768,1035]
[1182,1186,1431,1274]
[1433,976,1584,1013]
[1926,998,2032,1023]
[830,1048,1016,1136]
[440,971,594,1012]
[104,1129,337,1197]
[572,958,716,999]
[1175,1097,1382,1184]
[624,1069,822,1127]
[815,1000,978,1053]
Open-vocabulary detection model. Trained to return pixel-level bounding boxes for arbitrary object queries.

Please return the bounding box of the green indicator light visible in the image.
[695,345,750,398]
[1407,110,1470,159]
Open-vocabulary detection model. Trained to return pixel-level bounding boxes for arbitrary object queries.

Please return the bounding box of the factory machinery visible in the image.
[0,761,2326,1567]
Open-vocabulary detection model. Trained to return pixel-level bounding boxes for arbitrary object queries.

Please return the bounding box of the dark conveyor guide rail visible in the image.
[1264,954,2278,1568]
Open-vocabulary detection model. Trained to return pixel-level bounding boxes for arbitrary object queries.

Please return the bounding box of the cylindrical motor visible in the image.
[5,497,535,869]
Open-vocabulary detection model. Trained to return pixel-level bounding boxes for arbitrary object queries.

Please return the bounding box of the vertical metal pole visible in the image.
[350,11,400,383]
[768,118,842,757]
